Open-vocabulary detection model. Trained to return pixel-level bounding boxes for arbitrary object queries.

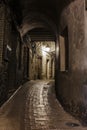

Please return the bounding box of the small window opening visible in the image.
[59,27,69,72]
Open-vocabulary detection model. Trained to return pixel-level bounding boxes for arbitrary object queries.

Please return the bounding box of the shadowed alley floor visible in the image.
[0,80,86,130]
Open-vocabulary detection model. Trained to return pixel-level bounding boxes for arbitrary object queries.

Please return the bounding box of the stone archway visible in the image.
[18,11,58,38]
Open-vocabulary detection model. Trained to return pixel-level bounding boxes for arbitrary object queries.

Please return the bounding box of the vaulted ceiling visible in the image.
[8,0,74,26]
[8,0,74,40]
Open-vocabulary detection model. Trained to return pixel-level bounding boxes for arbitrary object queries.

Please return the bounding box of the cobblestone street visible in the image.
[0,80,86,130]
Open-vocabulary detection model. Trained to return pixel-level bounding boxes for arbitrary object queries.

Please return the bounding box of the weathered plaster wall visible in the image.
[56,0,87,123]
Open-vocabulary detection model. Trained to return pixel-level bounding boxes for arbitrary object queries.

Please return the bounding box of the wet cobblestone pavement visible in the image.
[0,80,87,130]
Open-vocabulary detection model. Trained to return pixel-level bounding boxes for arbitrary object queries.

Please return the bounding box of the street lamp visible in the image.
[45,46,50,52]
[42,45,50,52]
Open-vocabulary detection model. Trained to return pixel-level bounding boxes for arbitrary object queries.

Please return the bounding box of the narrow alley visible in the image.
[0,80,85,130]
[1,0,87,130]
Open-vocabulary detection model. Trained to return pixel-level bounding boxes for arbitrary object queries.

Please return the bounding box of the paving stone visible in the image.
[0,80,86,130]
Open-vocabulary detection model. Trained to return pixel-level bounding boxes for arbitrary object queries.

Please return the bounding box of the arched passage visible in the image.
[21,27,56,80]
[0,0,87,125]
[16,11,58,81]
[18,11,58,37]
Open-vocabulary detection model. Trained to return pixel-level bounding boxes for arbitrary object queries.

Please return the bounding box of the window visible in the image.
[59,27,69,72]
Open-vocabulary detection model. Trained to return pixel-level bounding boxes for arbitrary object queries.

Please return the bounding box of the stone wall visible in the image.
[0,3,9,105]
[0,3,5,63]
[0,2,24,105]
[56,0,87,124]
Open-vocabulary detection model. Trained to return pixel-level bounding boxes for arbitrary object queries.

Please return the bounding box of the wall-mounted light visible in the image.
[42,45,50,52]
[45,46,50,52]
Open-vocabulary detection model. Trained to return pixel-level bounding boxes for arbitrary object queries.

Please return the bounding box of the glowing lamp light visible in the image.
[42,45,50,52]
[45,47,50,52]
